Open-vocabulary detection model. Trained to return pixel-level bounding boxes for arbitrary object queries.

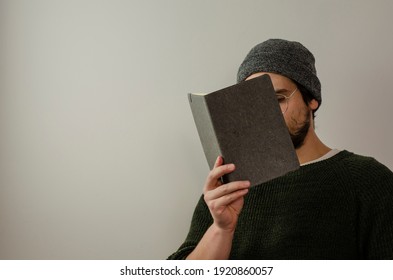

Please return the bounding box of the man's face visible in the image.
[246,72,317,149]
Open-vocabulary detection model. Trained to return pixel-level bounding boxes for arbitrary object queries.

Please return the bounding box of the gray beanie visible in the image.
[237,39,321,109]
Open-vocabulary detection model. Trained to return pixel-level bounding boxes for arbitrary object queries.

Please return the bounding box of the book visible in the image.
[188,74,300,187]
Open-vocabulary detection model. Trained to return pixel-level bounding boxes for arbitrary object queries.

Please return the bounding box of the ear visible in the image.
[309,99,319,110]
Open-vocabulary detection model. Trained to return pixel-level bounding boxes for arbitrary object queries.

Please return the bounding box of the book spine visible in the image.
[188,94,223,171]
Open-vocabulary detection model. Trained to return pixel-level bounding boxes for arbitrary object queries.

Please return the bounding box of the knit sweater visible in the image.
[168,150,393,259]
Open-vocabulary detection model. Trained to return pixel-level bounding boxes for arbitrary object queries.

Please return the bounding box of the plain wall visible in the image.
[1,0,392,259]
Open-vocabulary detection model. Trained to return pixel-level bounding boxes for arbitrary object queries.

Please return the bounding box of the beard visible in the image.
[287,107,311,149]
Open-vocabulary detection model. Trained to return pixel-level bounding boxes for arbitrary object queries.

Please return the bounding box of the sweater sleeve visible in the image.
[167,195,213,260]
[357,158,393,259]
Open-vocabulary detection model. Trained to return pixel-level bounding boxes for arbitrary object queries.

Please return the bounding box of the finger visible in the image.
[205,180,250,201]
[213,156,223,168]
[210,156,224,186]
[205,163,236,191]
[207,188,249,212]
[214,178,223,188]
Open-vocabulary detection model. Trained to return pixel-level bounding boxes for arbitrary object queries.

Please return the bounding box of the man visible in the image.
[168,39,393,259]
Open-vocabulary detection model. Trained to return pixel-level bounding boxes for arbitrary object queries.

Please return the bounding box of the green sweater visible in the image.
[168,151,393,259]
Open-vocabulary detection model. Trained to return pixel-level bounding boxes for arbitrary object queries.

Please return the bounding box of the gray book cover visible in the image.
[188,74,299,187]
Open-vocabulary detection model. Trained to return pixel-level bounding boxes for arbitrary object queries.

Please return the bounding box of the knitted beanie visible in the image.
[237,39,321,109]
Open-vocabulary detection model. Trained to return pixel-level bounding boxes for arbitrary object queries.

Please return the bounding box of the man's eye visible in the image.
[276,95,286,103]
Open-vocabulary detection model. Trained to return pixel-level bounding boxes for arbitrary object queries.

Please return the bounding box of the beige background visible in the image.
[1,0,392,259]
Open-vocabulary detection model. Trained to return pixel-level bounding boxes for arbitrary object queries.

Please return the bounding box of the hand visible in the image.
[203,156,251,233]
